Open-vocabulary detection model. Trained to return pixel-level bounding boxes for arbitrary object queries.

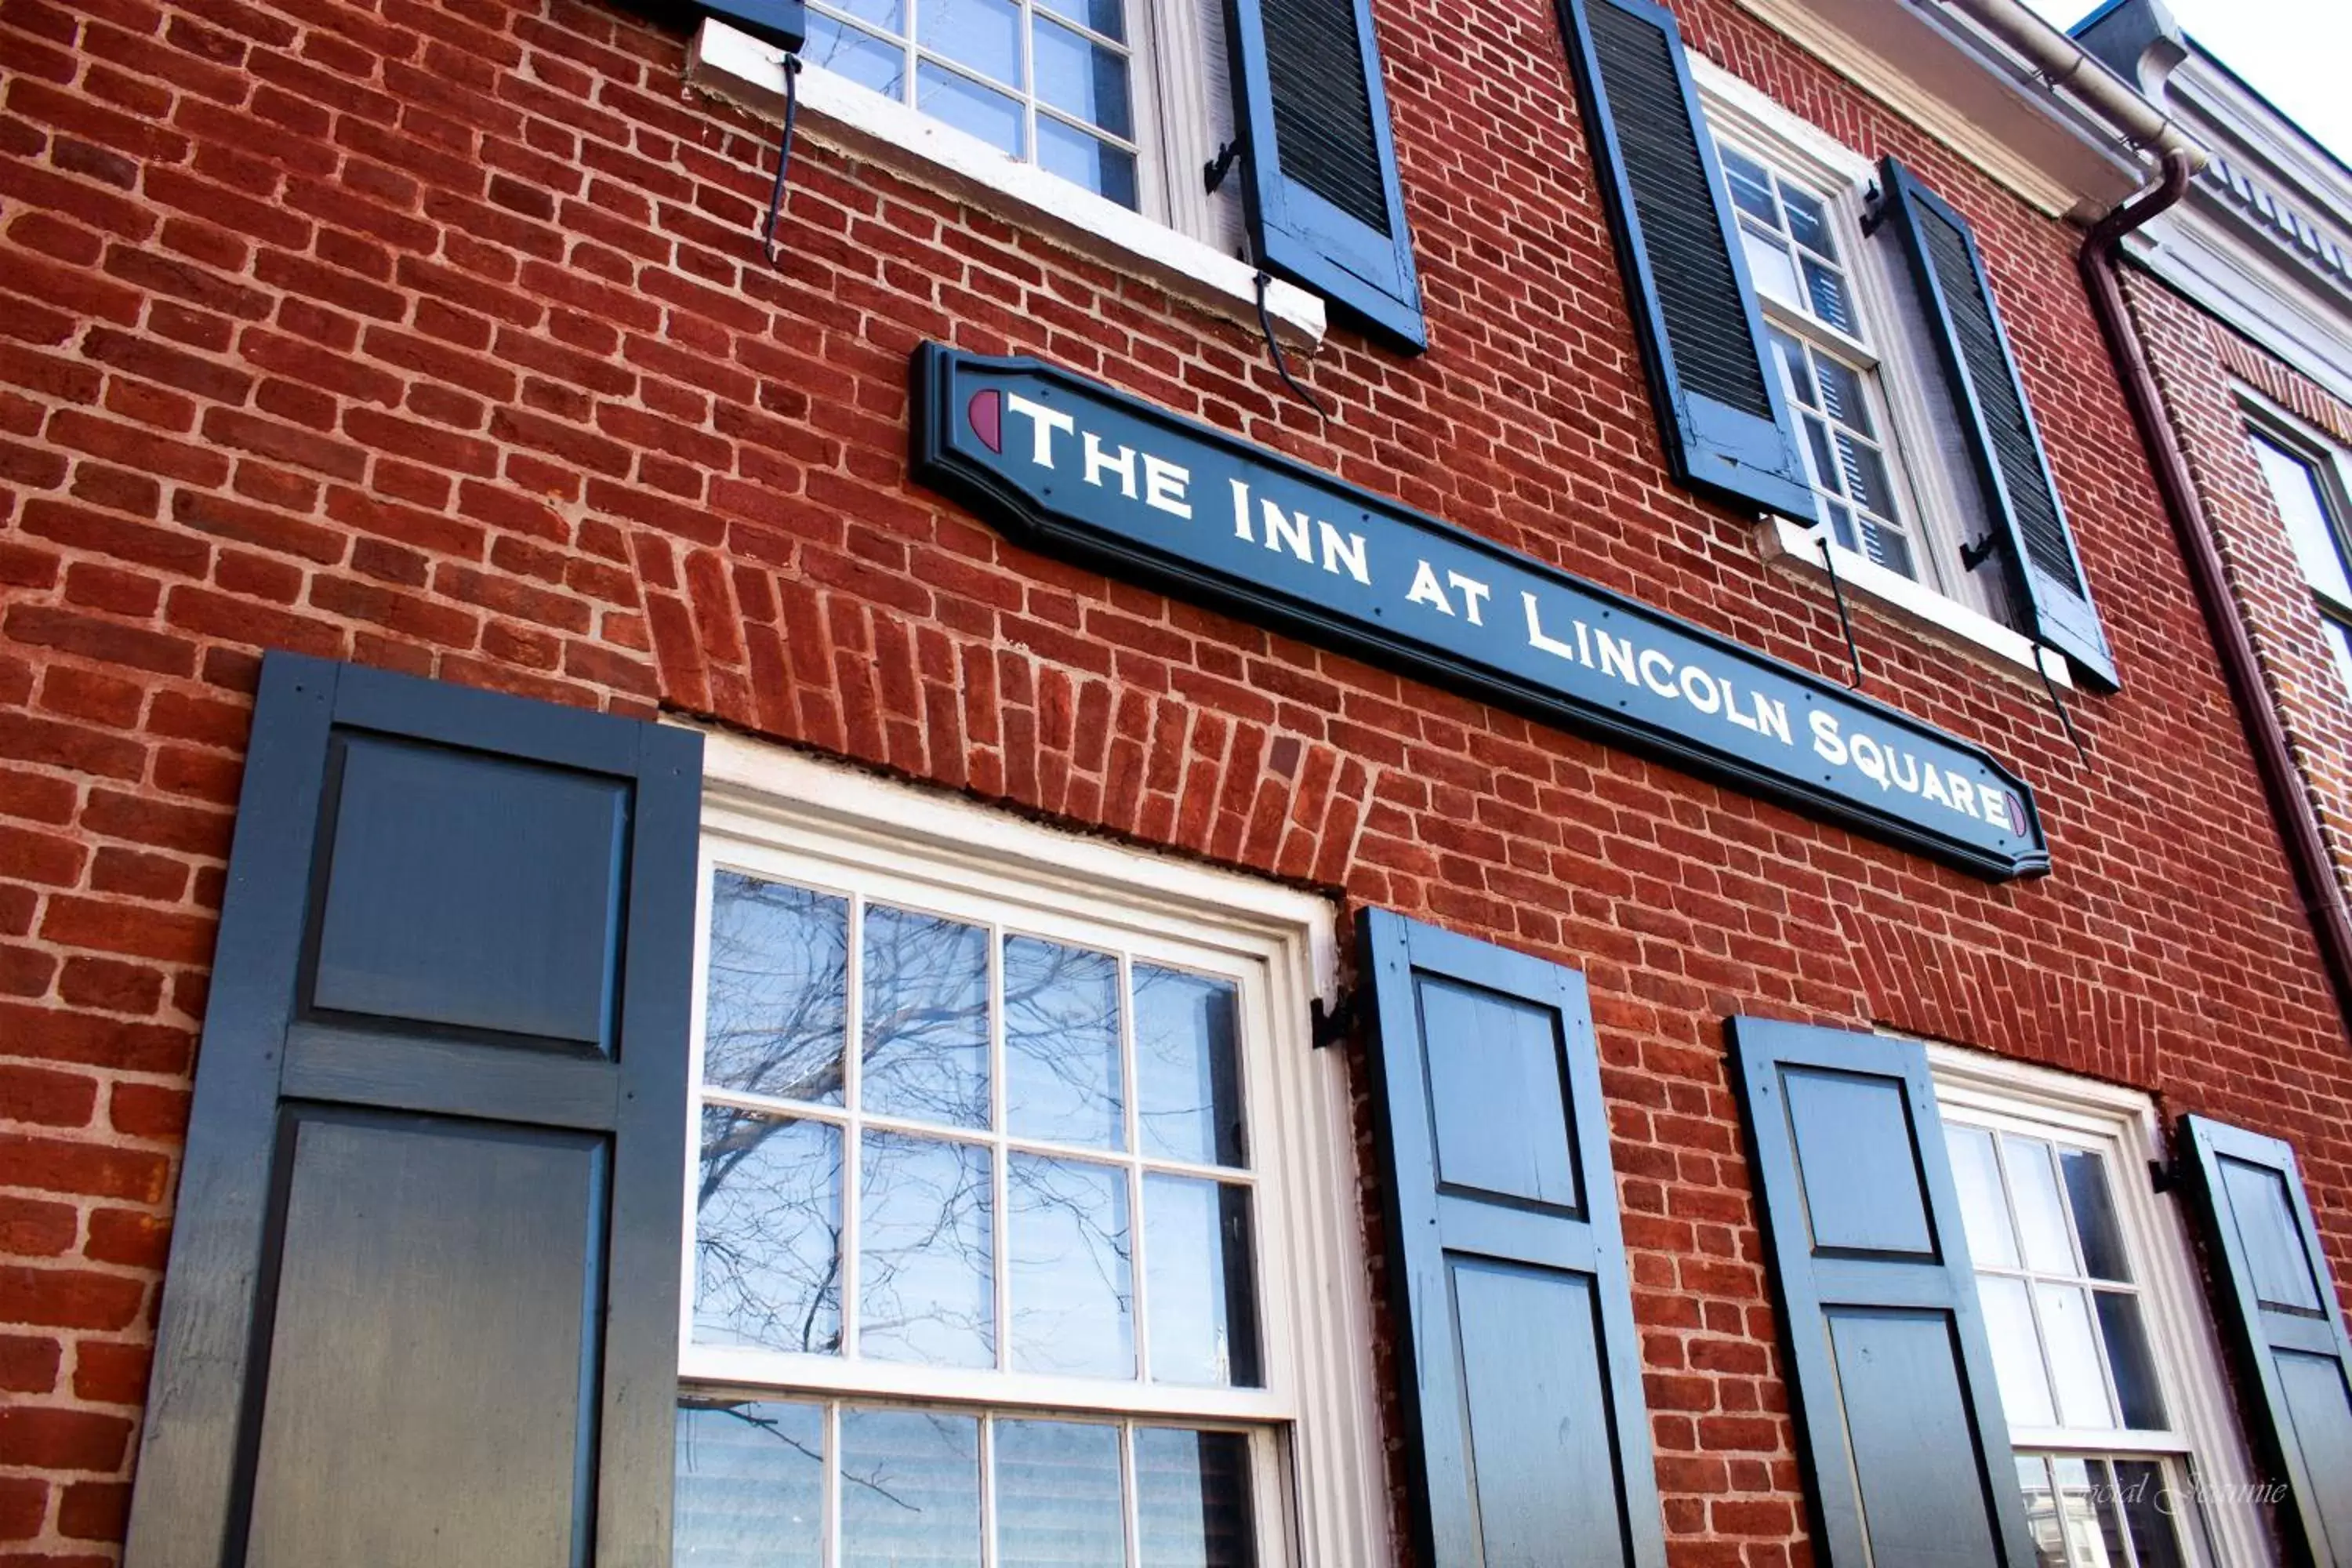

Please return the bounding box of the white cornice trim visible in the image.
[1722,0,2143,218]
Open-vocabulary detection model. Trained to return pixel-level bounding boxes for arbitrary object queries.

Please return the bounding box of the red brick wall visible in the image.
[2124,271,2352,919]
[0,0,2345,1559]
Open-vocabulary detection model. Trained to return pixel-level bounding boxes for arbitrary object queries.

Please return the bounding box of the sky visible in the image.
[2024,0,2352,166]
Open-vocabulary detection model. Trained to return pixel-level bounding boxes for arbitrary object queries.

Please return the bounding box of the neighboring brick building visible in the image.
[0,0,2348,1560]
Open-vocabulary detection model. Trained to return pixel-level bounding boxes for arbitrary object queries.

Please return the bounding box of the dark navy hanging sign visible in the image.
[910,345,2049,880]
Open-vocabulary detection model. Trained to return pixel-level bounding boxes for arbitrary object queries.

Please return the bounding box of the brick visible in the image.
[0,1266,145,1331]
[0,1199,76,1258]
[69,1340,150,1406]
[5,605,198,677]
[0,1407,134,1473]
[81,1210,167,1270]
[0,1068,96,1130]
[0,1335,60,1395]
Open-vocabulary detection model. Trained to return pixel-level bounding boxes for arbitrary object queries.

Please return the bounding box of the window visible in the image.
[1931,1052,2270,1568]
[799,0,1152,210]
[2245,420,2352,698]
[1716,138,1926,583]
[677,739,1385,1566]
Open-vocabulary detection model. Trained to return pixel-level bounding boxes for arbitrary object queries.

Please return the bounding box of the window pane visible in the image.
[1802,258,1854,333]
[1719,145,1780,225]
[995,1420,1127,1567]
[1802,416,1841,496]
[2095,1290,2167,1429]
[1980,1274,2056,1426]
[706,873,848,1105]
[1033,0,1123,41]
[1036,118,1138,210]
[916,64,1026,154]
[2325,619,2352,697]
[676,1400,825,1568]
[1145,1175,1261,1387]
[696,1109,844,1355]
[919,0,1021,85]
[2251,432,2352,603]
[1859,519,1915,580]
[2015,1455,2067,1568]
[1946,1125,2020,1269]
[1833,432,1894,516]
[2037,1283,2114,1427]
[1823,500,1857,554]
[2005,1136,2078,1274]
[804,11,907,95]
[2111,1459,2191,1568]
[1135,967,1246,1167]
[1781,184,1836,257]
[840,1408,982,1568]
[1812,356,1871,435]
[1769,328,1817,408]
[1740,226,1801,309]
[1135,1428,1256,1568]
[862,1131,996,1367]
[2049,1456,2116,1567]
[1004,936,1123,1149]
[2060,1149,2129,1283]
[1033,17,1131,137]
[1009,1152,1134,1377]
[863,905,991,1130]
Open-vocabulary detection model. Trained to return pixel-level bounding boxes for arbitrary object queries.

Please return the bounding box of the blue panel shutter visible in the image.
[1555,0,1817,521]
[1224,0,1426,351]
[2180,1114,2352,1567]
[123,654,702,1568]
[1874,158,2119,691]
[700,0,805,51]
[1727,1018,2039,1568]
[1360,909,1668,1567]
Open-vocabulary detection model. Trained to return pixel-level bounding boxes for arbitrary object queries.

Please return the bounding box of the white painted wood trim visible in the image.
[675,731,1385,1566]
[688,19,1327,347]
[1762,516,2075,688]
[1926,1044,2269,1568]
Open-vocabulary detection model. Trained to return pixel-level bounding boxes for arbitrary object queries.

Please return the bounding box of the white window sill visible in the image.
[686,20,1327,347]
[1759,516,2074,689]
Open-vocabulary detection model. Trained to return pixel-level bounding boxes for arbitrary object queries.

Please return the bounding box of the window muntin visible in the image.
[682,820,1305,1566]
[1715,136,1934,589]
[2246,426,2352,697]
[802,0,1146,208]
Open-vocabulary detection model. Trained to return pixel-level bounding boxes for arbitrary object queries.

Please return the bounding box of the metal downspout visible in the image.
[2080,151,2352,1039]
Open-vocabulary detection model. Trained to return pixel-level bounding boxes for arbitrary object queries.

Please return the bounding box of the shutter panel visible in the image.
[2179,1114,2352,1567]
[1556,0,1817,522]
[1874,158,2119,691]
[1360,909,1668,1568]
[1224,0,1426,351]
[1726,1018,2038,1568]
[123,653,703,1568]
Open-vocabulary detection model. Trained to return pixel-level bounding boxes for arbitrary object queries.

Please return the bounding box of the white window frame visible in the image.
[687,18,1326,343]
[677,727,1388,1566]
[2238,386,2352,697]
[1692,59,2076,690]
[1927,1044,2268,1568]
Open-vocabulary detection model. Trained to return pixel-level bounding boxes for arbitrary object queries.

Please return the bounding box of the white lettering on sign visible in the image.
[974,372,2024,850]
[1004,393,1074,467]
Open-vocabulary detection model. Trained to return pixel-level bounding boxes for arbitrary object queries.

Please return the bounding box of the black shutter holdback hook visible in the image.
[760,52,804,266]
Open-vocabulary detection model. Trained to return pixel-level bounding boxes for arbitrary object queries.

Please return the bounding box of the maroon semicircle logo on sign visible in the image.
[968,388,1002,453]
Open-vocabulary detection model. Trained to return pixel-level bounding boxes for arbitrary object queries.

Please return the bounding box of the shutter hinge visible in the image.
[1959,534,2002,572]
[2149,1156,2185,1194]
[1310,989,1362,1049]
[1203,139,1244,195]
[1860,180,1887,237]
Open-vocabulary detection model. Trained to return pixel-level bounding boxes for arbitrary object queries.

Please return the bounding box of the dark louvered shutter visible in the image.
[1556,0,1817,521]
[1225,0,1425,350]
[2179,1114,2352,1566]
[1360,910,1668,1567]
[123,654,702,1568]
[1728,1018,2038,1568]
[1875,158,2118,691]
